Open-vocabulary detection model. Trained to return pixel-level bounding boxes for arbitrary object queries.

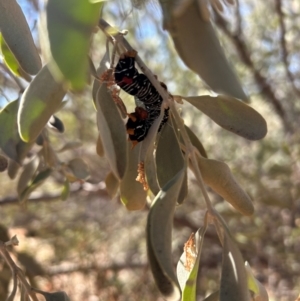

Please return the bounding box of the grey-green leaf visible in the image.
[159,0,247,101]
[92,50,110,103]
[105,171,119,199]
[220,232,250,301]
[177,225,208,301]
[96,84,127,179]
[47,0,102,90]
[147,170,184,300]
[0,100,33,164]
[120,142,147,210]
[184,95,267,140]
[18,64,66,143]
[195,156,254,216]
[67,158,89,180]
[0,0,42,75]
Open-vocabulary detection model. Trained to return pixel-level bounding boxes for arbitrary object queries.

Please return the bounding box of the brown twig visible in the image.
[215,6,293,132]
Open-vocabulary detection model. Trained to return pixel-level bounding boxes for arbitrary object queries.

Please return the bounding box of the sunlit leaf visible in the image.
[245,262,269,301]
[194,156,254,216]
[0,34,31,81]
[18,64,66,143]
[183,95,267,140]
[96,83,127,179]
[105,171,119,199]
[47,0,102,90]
[61,179,70,201]
[177,222,208,301]
[0,0,42,75]
[120,142,147,210]
[147,169,184,300]
[159,0,247,101]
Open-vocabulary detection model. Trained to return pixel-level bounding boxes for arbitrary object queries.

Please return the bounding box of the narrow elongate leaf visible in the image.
[156,121,187,204]
[220,232,250,301]
[195,156,254,216]
[245,262,269,301]
[67,158,89,180]
[177,222,208,301]
[0,0,42,75]
[92,50,110,103]
[17,156,39,198]
[0,34,31,81]
[156,121,185,188]
[147,170,184,300]
[105,171,119,199]
[47,0,102,90]
[96,84,127,179]
[184,95,267,140]
[120,142,147,210]
[18,64,66,143]
[159,0,247,101]
[0,100,33,163]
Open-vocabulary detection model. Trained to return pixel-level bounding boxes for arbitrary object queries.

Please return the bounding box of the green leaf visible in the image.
[177,223,208,301]
[245,262,269,301]
[220,232,250,301]
[159,0,247,101]
[156,121,185,188]
[156,120,187,204]
[20,168,52,203]
[0,100,35,164]
[47,0,102,90]
[0,34,31,81]
[96,83,127,179]
[183,95,267,141]
[61,179,70,201]
[146,169,184,300]
[120,142,147,210]
[18,64,66,143]
[0,0,42,75]
[105,171,119,199]
[184,125,207,158]
[17,156,39,198]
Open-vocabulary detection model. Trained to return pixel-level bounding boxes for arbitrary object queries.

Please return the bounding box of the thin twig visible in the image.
[275,0,300,97]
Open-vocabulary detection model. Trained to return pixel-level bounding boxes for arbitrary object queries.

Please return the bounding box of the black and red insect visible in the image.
[114,50,169,144]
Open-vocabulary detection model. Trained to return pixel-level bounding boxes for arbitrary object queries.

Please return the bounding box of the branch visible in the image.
[275,0,300,98]
[215,8,293,132]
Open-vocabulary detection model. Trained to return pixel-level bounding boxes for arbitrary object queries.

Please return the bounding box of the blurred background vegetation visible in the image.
[1,0,300,300]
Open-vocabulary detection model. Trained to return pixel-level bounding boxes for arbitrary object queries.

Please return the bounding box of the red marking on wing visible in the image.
[121,77,133,85]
